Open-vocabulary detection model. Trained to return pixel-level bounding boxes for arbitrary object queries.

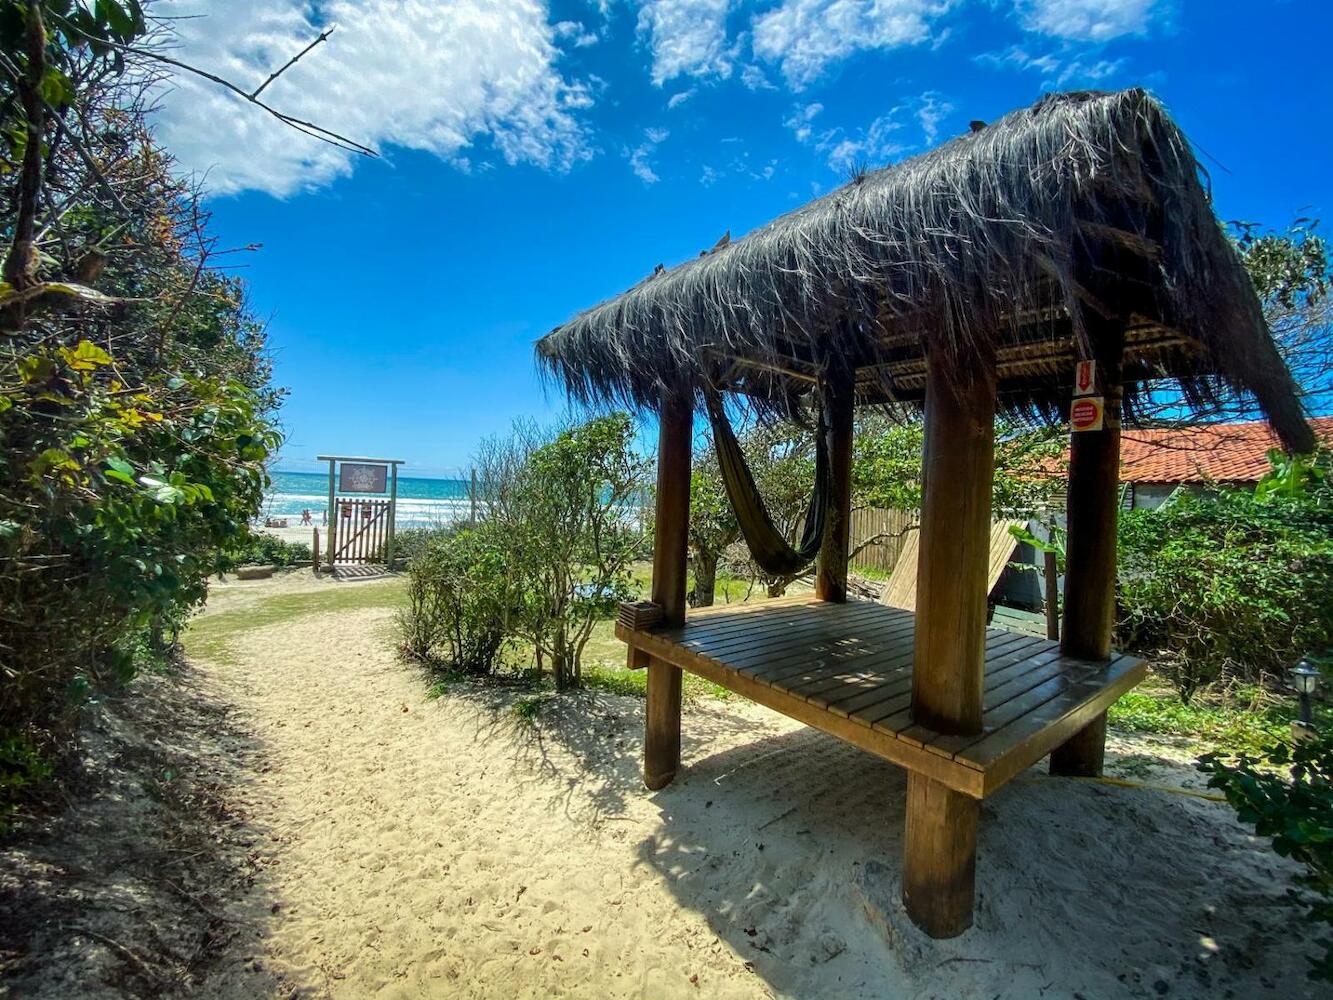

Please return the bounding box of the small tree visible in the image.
[688,440,738,607]
[479,414,648,689]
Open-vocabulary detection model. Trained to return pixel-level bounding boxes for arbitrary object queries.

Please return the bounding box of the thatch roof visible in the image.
[537,89,1313,453]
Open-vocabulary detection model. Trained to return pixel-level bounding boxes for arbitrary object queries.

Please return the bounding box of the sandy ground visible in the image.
[2,572,1321,998]
[256,523,322,548]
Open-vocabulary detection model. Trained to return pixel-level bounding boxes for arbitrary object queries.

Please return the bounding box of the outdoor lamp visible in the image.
[1290,659,1320,728]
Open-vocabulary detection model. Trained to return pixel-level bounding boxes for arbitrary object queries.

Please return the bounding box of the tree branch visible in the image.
[250,25,335,98]
[51,16,376,158]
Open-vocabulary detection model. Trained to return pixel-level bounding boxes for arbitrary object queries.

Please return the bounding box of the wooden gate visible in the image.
[333,498,391,564]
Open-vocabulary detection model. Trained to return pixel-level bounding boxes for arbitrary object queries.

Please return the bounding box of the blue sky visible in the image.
[155,1,1332,476]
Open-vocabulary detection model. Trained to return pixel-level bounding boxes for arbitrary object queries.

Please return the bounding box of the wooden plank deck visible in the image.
[616,594,1145,799]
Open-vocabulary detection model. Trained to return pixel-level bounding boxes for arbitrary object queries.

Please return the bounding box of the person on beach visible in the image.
[301,509,312,525]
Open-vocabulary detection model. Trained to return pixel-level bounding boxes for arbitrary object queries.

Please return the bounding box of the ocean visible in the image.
[264,470,476,528]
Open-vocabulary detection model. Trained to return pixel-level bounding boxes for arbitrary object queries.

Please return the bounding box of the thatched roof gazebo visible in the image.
[537,89,1313,939]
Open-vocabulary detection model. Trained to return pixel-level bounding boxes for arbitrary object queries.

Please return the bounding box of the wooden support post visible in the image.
[645,385,692,791]
[903,772,979,938]
[903,346,994,939]
[385,464,399,569]
[1044,549,1060,642]
[911,348,995,735]
[1053,322,1124,778]
[816,364,854,603]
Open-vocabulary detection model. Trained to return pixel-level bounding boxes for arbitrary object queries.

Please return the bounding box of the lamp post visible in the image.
[1290,659,1320,741]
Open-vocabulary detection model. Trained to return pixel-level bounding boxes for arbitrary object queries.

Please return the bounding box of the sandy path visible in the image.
[192,591,1318,999]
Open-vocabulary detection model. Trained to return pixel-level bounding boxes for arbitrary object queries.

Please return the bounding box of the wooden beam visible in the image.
[902,345,993,939]
[815,365,854,602]
[911,347,996,735]
[903,772,979,938]
[645,385,692,790]
[1054,319,1124,778]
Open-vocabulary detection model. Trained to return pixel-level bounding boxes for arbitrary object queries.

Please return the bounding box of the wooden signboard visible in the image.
[339,462,388,494]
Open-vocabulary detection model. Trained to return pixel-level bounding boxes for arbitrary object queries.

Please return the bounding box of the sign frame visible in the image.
[339,461,389,495]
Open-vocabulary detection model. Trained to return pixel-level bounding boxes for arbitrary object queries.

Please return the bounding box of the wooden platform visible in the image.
[617,594,1144,799]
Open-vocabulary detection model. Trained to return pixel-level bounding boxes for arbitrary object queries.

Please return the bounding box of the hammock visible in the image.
[703,386,830,577]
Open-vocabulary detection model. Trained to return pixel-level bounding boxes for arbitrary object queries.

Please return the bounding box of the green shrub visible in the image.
[392,525,455,566]
[1200,730,1333,982]
[397,525,509,674]
[218,531,311,571]
[477,414,647,689]
[1117,454,1333,701]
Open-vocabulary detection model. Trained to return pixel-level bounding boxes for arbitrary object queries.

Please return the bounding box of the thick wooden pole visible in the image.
[903,771,979,938]
[645,385,692,791]
[1053,324,1124,777]
[903,347,994,940]
[816,365,854,603]
[911,349,995,735]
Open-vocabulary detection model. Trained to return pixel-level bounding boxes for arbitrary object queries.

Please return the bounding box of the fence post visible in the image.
[386,464,398,569]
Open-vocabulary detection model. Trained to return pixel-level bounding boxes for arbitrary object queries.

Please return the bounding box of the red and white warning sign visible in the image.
[1074,360,1096,397]
[1070,395,1105,432]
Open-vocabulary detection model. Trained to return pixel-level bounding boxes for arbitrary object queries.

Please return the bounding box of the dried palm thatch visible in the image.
[537,88,1313,452]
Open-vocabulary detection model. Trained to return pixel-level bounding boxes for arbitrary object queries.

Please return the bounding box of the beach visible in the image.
[2,570,1317,999]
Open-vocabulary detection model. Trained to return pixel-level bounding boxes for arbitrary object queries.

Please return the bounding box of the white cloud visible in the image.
[812,92,949,172]
[636,0,735,85]
[1017,0,1160,41]
[752,0,955,88]
[151,0,593,198]
[975,43,1125,85]
[700,164,720,185]
[626,127,670,183]
[783,102,824,143]
[667,88,696,109]
[554,19,601,46]
[739,64,777,90]
[915,91,952,145]
[819,113,907,172]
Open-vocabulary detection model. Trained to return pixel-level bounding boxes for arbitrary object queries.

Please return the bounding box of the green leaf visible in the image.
[17,355,55,383]
[59,340,114,372]
[104,456,135,484]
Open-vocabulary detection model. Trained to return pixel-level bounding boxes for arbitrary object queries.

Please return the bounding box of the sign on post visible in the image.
[1074,360,1096,397]
[1070,395,1105,432]
[339,462,389,494]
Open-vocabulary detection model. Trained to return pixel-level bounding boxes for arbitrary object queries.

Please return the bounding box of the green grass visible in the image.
[1108,680,1331,756]
[184,578,406,664]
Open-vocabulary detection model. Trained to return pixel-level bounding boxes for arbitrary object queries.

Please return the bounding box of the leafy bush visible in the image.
[219,531,311,571]
[0,6,279,797]
[1200,731,1333,982]
[397,525,509,674]
[1117,454,1333,700]
[478,414,648,689]
[391,525,452,566]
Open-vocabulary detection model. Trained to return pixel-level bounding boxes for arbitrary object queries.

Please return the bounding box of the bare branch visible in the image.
[50,15,377,158]
[250,25,335,99]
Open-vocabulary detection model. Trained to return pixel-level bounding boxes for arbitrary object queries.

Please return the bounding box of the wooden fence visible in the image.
[847,507,918,574]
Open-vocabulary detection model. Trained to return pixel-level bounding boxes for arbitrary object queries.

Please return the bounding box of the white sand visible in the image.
[168,579,1321,999]
[255,523,322,548]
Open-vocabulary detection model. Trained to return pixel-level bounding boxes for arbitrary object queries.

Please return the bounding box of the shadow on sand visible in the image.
[488,689,1319,999]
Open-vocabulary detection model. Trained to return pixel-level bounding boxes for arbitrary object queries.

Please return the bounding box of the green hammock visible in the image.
[703,386,830,577]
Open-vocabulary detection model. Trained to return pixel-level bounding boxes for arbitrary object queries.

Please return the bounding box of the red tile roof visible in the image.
[1118,417,1333,484]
